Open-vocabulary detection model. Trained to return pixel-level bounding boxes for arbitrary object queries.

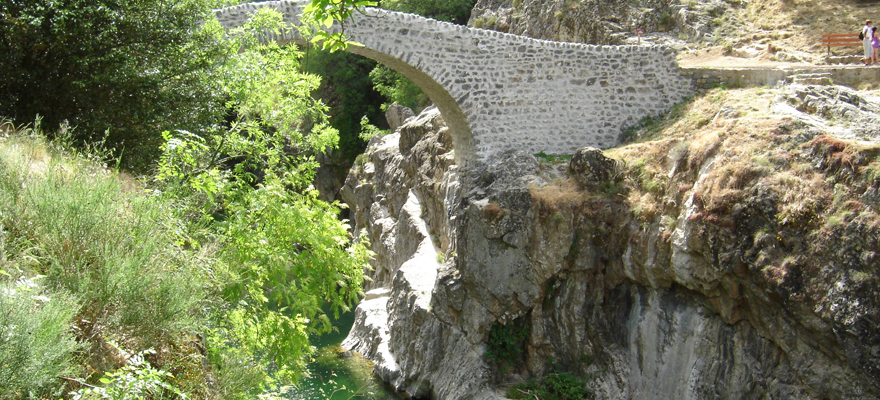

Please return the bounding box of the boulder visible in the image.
[385,103,415,131]
[568,146,618,188]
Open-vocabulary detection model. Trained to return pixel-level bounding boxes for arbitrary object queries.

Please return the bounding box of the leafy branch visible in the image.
[301,0,378,52]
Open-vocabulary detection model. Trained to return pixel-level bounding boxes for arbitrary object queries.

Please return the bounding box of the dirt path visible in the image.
[679,47,837,69]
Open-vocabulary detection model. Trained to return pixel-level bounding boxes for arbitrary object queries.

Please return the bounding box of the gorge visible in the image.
[339,83,880,399]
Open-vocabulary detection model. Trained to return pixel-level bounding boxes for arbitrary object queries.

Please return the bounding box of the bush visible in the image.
[71,347,186,400]
[0,277,81,399]
[507,372,593,400]
[485,319,530,373]
[0,130,209,396]
[0,0,226,171]
[380,0,478,24]
[0,133,205,342]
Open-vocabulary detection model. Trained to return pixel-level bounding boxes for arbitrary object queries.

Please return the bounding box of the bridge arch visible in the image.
[215,1,694,165]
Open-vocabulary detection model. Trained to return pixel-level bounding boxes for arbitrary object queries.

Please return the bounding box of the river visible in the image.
[283,310,404,400]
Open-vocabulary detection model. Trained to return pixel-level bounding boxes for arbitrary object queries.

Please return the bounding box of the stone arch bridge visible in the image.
[215,1,694,165]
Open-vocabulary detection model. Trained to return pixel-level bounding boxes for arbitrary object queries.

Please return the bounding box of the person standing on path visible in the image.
[873,27,879,66]
[863,20,874,65]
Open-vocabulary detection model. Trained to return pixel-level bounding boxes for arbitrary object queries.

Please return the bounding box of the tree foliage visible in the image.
[156,9,370,389]
[0,0,227,170]
[369,64,429,113]
[302,50,387,163]
[301,0,378,52]
[379,0,477,24]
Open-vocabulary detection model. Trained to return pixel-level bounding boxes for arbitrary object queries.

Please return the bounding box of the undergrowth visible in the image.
[485,319,530,374]
[1,92,371,397]
[507,371,593,400]
[0,277,81,399]
[0,125,211,397]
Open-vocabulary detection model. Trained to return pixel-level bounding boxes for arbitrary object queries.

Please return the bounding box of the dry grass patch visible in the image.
[700,0,880,59]
[608,88,785,223]
[529,178,584,212]
[766,171,831,226]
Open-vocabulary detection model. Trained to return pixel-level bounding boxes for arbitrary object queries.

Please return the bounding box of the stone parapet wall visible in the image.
[215,1,694,165]
[683,66,880,90]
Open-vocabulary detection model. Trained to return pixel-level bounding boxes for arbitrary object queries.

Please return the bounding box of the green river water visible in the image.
[283,310,404,400]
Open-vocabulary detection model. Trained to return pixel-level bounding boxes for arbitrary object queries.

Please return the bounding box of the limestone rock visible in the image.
[341,89,880,399]
[772,83,880,141]
[385,103,415,131]
[568,147,618,188]
[469,0,727,45]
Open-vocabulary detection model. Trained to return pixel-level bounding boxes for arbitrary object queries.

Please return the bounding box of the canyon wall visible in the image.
[341,83,880,399]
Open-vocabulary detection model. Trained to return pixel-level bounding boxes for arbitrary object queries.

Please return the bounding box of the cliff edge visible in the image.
[341,80,880,399]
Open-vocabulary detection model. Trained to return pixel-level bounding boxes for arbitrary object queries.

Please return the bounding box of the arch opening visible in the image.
[216,0,696,166]
[216,2,476,165]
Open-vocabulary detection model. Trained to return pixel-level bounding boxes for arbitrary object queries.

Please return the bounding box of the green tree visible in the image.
[157,10,371,391]
[302,0,378,52]
[379,0,477,24]
[0,0,225,170]
[369,64,429,113]
[302,50,386,163]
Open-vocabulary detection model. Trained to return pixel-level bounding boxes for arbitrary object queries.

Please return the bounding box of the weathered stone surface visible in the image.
[568,146,618,188]
[216,1,694,165]
[772,83,880,141]
[469,0,727,45]
[342,106,508,399]
[385,103,415,131]
[341,288,401,384]
[340,94,880,399]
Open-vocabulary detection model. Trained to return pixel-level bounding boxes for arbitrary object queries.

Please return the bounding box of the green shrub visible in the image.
[0,131,209,396]
[71,346,186,400]
[0,277,81,400]
[534,152,573,163]
[485,319,530,373]
[0,133,205,342]
[507,371,593,400]
[380,0,478,24]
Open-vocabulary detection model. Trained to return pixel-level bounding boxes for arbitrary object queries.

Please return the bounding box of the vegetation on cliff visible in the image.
[0,1,374,398]
[0,94,369,400]
[524,84,880,395]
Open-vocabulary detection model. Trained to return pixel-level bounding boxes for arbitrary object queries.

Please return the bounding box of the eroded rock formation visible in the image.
[471,0,731,43]
[341,84,880,399]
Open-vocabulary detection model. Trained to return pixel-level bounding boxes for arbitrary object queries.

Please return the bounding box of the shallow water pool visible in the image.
[283,310,404,400]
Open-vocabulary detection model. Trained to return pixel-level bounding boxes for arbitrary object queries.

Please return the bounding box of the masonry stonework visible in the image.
[215,1,695,165]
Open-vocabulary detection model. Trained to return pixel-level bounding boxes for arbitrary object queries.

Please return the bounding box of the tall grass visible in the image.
[0,127,210,397]
[0,278,81,399]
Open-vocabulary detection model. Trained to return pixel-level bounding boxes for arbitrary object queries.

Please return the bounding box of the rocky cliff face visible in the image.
[468,0,734,46]
[341,83,880,399]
